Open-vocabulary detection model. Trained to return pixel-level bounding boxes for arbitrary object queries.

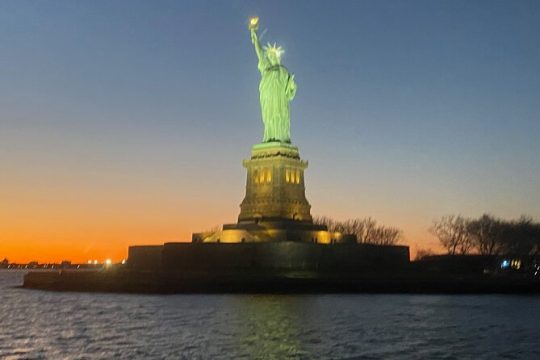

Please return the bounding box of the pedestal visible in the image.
[192,142,356,244]
[238,142,312,223]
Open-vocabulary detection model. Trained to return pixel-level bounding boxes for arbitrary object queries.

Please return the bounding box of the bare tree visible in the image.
[499,216,540,256]
[314,216,340,232]
[313,216,402,245]
[371,226,402,245]
[467,214,502,255]
[431,215,473,255]
[352,218,377,243]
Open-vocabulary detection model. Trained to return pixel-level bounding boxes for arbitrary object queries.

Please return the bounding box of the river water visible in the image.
[0,270,538,359]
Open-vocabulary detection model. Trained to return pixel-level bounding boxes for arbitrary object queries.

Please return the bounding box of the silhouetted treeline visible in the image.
[431,214,540,256]
[314,216,402,245]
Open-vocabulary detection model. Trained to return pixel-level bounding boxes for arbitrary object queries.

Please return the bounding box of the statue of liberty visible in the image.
[249,17,297,143]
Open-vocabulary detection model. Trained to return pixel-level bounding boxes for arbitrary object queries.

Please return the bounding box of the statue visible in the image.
[249,17,297,143]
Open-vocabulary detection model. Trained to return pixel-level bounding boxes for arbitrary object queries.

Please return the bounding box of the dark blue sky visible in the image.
[1,0,539,256]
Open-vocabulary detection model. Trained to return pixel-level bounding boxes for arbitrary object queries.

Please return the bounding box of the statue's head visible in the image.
[264,43,284,65]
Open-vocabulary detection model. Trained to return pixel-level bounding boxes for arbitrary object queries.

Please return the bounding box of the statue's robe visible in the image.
[258,60,296,143]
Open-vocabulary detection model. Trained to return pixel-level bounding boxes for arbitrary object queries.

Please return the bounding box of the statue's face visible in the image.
[266,51,280,65]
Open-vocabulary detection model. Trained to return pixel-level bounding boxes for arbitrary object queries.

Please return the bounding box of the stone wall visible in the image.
[127,245,163,271]
[161,242,409,273]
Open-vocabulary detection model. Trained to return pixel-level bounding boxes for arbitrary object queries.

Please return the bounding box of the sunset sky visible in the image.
[1,0,539,263]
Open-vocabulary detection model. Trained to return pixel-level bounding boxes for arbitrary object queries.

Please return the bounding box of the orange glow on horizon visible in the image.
[0,164,443,263]
[1,204,440,263]
[0,185,230,263]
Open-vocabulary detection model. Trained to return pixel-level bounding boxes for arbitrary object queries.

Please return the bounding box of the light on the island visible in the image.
[105,259,112,265]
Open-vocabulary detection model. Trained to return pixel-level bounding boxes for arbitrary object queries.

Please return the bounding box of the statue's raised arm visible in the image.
[248,17,296,144]
[249,17,266,72]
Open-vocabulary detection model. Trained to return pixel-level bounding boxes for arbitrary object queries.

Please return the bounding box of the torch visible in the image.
[249,16,259,31]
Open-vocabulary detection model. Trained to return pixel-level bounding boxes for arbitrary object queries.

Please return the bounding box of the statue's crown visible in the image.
[264,42,284,61]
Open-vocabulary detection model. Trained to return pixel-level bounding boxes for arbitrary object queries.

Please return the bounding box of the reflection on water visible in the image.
[233,296,311,358]
[1,271,539,359]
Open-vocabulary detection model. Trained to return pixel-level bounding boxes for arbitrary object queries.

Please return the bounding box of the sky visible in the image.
[1,0,539,263]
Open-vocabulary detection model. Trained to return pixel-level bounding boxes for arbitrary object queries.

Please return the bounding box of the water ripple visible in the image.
[1,271,539,359]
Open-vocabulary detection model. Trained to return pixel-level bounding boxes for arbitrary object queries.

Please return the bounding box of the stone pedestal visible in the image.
[192,142,356,244]
[238,142,312,223]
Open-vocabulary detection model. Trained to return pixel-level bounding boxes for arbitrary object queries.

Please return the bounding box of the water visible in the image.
[0,270,538,359]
